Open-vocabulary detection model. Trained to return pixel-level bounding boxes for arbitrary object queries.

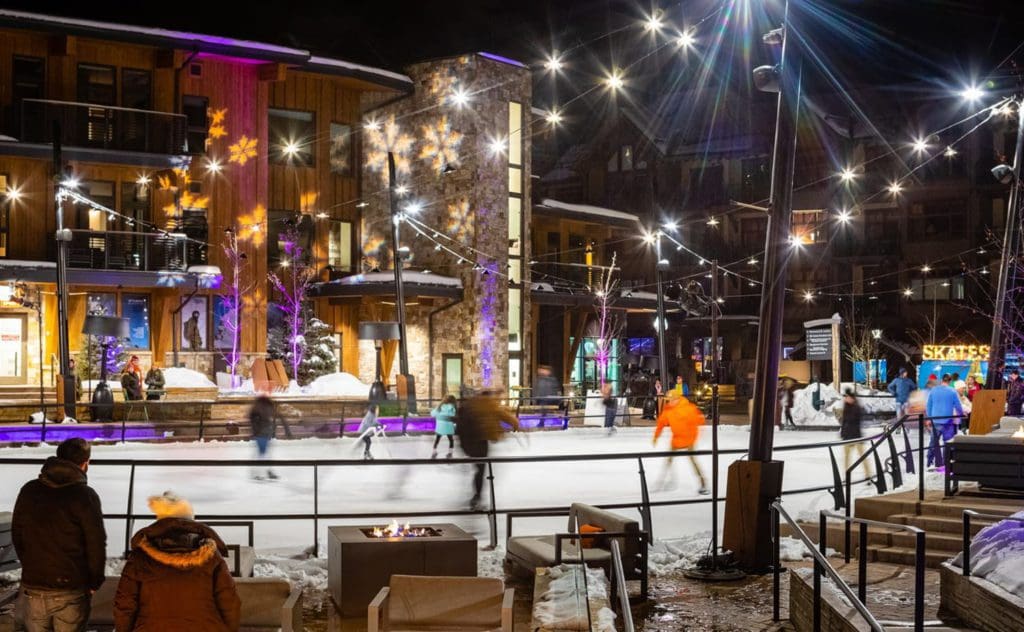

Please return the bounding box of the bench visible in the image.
[0,511,17,573]
[945,424,1024,495]
[505,503,648,600]
[88,576,302,631]
[368,574,513,632]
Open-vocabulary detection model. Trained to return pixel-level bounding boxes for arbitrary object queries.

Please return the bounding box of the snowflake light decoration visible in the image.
[300,191,319,216]
[238,204,267,247]
[209,108,228,140]
[229,135,258,165]
[364,115,414,182]
[427,69,457,99]
[446,197,474,242]
[419,115,462,173]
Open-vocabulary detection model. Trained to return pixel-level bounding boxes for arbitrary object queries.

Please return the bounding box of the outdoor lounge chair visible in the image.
[367,574,513,632]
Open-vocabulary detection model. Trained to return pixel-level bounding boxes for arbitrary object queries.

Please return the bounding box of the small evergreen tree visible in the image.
[299,316,338,385]
[77,335,128,381]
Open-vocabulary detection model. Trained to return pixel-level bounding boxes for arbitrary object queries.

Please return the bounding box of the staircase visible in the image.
[798,489,1023,568]
[0,385,55,403]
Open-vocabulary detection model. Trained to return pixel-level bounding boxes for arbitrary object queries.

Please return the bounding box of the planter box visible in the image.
[940,562,1024,632]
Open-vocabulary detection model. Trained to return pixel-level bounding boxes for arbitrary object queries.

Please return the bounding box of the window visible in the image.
[121,294,151,349]
[910,276,965,301]
[267,211,313,268]
[741,157,770,201]
[328,221,353,274]
[77,64,116,105]
[508,197,522,255]
[120,182,149,269]
[740,217,767,250]
[0,175,9,257]
[908,199,964,242]
[508,288,522,351]
[508,167,522,194]
[689,165,724,207]
[442,354,463,397]
[121,69,151,110]
[182,95,209,154]
[606,145,635,172]
[269,108,315,166]
[11,56,44,135]
[508,102,522,166]
[792,210,823,244]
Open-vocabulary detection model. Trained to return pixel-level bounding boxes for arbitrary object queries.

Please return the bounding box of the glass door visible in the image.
[0,315,27,384]
[442,354,463,398]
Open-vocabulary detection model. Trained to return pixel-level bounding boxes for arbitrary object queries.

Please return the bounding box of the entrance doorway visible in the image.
[0,315,27,384]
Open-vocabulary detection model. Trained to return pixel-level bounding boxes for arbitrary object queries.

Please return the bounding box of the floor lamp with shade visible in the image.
[358,321,399,405]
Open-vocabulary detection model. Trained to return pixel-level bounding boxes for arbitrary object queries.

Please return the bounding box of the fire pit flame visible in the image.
[1013,424,1024,439]
[363,521,443,538]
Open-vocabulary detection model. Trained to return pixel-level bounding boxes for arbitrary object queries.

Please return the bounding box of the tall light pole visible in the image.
[52,126,75,420]
[654,231,669,387]
[723,0,800,571]
[987,101,1024,386]
[387,152,413,416]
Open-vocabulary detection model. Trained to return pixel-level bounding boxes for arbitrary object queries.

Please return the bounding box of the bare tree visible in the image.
[843,314,879,388]
[593,253,624,384]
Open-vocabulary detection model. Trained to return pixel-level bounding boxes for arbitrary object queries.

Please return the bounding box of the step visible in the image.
[869,545,952,568]
[793,521,901,555]
[890,530,963,553]
[888,513,997,537]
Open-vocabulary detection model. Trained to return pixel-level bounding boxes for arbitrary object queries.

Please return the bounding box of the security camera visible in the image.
[753,65,780,93]
[991,163,1015,184]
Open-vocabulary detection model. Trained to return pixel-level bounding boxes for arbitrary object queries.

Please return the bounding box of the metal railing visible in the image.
[961,510,1024,577]
[67,229,207,272]
[772,502,889,632]
[20,98,187,154]
[610,540,636,632]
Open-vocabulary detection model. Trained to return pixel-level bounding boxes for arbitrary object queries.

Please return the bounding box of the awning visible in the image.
[312,271,463,300]
[0,260,222,289]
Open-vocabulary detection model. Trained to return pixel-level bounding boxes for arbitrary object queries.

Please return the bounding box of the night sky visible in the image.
[10,1,1024,80]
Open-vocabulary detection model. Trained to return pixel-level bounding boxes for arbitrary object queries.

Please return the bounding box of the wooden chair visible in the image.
[368,574,513,632]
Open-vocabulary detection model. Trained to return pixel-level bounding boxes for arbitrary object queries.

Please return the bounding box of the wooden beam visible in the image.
[258,63,287,82]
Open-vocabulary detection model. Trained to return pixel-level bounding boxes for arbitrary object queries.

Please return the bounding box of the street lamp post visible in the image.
[387,152,414,420]
[52,127,75,420]
[654,231,669,388]
[723,0,800,571]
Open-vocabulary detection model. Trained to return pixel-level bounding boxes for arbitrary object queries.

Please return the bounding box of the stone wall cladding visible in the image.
[359,54,532,400]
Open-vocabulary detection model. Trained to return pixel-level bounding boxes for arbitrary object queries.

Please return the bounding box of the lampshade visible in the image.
[358,321,400,341]
[82,315,130,338]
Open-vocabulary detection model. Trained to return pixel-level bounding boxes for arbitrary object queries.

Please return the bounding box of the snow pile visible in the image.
[778,536,837,561]
[647,534,712,575]
[163,367,216,389]
[305,372,371,398]
[533,564,616,632]
[254,554,329,607]
[791,382,841,426]
[950,510,1024,596]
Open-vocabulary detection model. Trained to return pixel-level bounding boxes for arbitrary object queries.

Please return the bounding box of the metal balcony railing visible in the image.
[20,99,187,154]
[67,229,206,272]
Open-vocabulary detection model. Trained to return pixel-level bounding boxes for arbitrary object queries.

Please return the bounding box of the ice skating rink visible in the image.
[0,426,881,556]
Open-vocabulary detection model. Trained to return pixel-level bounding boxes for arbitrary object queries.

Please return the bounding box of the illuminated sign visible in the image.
[922,344,990,361]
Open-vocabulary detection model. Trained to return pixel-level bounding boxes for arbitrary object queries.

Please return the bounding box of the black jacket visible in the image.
[840,402,864,440]
[248,398,276,438]
[12,457,107,591]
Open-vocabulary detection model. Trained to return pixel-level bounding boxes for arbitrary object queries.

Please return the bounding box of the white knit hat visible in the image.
[147,490,194,520]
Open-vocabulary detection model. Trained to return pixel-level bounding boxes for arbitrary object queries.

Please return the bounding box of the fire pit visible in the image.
[328,522,477,616]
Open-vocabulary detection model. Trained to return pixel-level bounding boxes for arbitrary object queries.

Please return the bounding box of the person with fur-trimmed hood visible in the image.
[114,491,240,631]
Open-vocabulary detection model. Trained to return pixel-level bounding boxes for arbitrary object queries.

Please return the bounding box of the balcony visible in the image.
[67,229,207,272]
[19,99,187,156]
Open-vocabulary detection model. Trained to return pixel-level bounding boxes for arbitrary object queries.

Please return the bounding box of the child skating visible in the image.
[431,395,458,458]
[356,404,383,460]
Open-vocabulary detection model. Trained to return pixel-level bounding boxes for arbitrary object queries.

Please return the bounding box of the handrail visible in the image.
[610,540,635,632]
[771,501,886,632]
[961,510,1024,577]
[23,98,188,119]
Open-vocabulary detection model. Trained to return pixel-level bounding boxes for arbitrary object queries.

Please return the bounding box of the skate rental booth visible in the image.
[915,344,991,389]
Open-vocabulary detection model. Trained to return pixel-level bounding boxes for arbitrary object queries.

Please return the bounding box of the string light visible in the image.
[5,186,21,202]
[364,119,381,132]
[449,86,470,108]
[488,136,508,155]
[543,54,563,72]
[206,158,222,174]
[544,109,563,126]
[960,85,985,103]
[839,167,856,183]
[836,209,851,223]
[136,174,151,186]
[911,137,928,154]
[676,30,696,48]
[803,290,814,302]
[706,216,720,226]
[394,184,409,196]
[903,288,914,297]
[921,264,932,273]
[604,70,624,92]
[403,200,423,214]
[944,146,958,158]
[61,176,79,189]
[888,181,903,195]
[748,258,758,265]
[282,140,300,158]
[644,11,664,32]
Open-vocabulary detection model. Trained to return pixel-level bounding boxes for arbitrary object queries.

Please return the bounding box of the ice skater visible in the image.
[356,404,383,460]
[457,389,519,510]
[248,395,278,480]
[840,389,873,481]
[601,382,617,435]
[431,395,457,458]
[652,390,707,494]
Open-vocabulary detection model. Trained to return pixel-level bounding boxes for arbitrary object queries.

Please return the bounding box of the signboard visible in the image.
[922,344,990,362]
[806,327,832,361]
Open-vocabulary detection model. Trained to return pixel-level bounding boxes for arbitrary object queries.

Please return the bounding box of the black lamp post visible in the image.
[359,321,400,405]
[82,315,129,422]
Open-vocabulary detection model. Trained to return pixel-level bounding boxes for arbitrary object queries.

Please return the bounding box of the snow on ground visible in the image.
[950,510,1024,596]
[791,382,898,426]
[163,367,217,389]
[218,371,371,398]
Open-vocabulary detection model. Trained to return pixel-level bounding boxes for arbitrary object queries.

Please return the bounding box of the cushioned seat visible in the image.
[368,574,513,632]
[506,534,612,569]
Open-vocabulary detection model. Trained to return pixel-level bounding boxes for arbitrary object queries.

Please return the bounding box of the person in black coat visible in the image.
[840,390,872,480]
[12,438,107,631]
[248,395,278,480]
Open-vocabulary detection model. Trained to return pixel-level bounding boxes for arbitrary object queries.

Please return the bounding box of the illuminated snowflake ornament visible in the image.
[229,135,258,165]
[209,108,228,140]
[426,69,457,100]
[445,197,474,242]
[364,115,414,183]
[419,115,462,173]
[238,204,267,247]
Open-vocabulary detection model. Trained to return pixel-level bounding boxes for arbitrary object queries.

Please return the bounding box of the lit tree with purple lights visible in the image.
[593,252,623,383]
[219,227,251,388]
[268,221,315,382]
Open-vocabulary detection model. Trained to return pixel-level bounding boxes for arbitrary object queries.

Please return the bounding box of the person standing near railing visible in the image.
[887,367,916,417]
[925,374,963,470]
[1006,369,1023,417]
[249,395,278,480]
[840,389,872,480]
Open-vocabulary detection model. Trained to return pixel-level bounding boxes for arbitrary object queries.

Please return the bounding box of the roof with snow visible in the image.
[534,198,639,227]
[0,9,412,92]
[311,271,463,300]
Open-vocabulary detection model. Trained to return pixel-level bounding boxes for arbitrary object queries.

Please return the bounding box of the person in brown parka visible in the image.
[114,491,241,631]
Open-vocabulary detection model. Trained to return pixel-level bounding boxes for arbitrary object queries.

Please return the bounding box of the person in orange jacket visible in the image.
[653,391,708,494]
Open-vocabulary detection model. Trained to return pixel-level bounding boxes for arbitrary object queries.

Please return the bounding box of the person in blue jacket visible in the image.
[887,367,917,416]
[925,374,963,469]
[431,395,458,458]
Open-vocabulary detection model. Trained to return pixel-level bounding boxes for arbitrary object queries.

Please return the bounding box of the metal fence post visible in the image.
[914,531,925,630]
[487,461,497,549]
[772,503,780,622]
[124,463,136,556]
[962,512,971,578]
[637,457,653,543]
[918,414,925,502]
[858,522,868,604]
[313,464,319,557]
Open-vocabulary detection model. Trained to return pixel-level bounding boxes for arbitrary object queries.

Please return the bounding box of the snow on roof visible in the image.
[536,198,640,223]
[0,9,411,88]
[335,271,462,288]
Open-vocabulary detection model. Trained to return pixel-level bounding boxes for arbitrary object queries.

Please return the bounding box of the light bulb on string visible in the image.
[676,30,696,49]
[604,69,624,92]
[960,84,985,103]
[839,167,856,183]
[364,118,380,132]
[888,181,903,196]
[706,216,719,226]
[944,146,958,158]
[449,86,470,108]
[911,137,928,155]
[837,209,851,223]
[903,288,913,297]
[206,158,222,174]
[802,290,814,302]
[544,108,563,126]
[644,11,664,32]
[5,186,22,202]
[488,136,508,155]
[543,54,563,72]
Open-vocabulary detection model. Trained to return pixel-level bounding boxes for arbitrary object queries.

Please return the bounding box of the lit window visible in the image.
[269,109,315,166]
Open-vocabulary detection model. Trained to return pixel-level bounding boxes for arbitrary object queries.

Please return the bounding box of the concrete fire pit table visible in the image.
[328,522,477,616]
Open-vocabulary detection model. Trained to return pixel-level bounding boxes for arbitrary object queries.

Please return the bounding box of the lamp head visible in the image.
[991,163,1015,184]
[752,65,780,93]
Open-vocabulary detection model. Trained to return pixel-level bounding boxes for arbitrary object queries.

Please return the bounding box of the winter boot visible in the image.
[364,451,373,461]
[446,451,453,459]
[267,469,279,480]
[431,450,438,459]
